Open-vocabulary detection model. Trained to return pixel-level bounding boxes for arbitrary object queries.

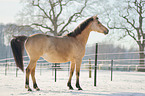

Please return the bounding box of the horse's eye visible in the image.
[96,17,98,20]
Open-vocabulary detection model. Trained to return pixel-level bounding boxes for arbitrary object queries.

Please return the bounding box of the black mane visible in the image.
[67,17,93,37]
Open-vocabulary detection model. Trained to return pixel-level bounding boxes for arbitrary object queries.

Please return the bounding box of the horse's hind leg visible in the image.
[67,60,75,90]
[31,65,40,91]
[25,59,37,91]
[25,67,31,91]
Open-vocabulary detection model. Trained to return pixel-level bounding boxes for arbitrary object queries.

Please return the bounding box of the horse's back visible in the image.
[24,34,75,62]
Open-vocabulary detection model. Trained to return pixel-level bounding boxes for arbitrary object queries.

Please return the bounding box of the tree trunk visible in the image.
[138,45,145,72]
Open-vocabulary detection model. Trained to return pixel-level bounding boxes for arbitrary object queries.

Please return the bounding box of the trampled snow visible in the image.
[0,69,145,96]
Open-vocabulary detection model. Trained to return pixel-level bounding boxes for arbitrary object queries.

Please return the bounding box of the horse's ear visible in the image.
[93,15,98,20]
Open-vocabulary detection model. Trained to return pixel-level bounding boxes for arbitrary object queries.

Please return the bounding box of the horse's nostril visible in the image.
[104,31,108,34]
[104,29,109,34]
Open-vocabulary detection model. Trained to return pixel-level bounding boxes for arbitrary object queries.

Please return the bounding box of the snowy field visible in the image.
[0,69,145,96]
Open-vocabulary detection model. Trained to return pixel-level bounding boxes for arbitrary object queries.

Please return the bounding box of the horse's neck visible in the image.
[76,26,91,46]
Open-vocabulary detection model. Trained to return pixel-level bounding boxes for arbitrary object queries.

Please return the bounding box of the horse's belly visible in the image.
[42,53,70,63]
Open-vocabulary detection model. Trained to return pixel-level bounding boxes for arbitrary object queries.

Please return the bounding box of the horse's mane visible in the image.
[67,17,94,37]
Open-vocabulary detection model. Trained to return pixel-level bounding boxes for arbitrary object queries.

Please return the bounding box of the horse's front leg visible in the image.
[75,60,82,90]
[67,60,75,90]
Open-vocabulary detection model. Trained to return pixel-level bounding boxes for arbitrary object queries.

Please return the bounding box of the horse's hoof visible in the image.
[67,83,74,90]
[69,87,74,90]
[36,88,40,91]
[76,84,82,90]
[28,88,32,91]
[78,88,83,90]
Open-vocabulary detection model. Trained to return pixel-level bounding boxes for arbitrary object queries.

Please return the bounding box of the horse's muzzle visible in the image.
[104,29,109,35]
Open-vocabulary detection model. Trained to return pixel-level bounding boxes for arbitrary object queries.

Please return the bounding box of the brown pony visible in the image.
[11,16,109,91]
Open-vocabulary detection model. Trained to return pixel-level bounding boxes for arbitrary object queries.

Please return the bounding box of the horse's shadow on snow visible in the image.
[20,89,145,96]
[39,89,107,95]
[40,89,145,96]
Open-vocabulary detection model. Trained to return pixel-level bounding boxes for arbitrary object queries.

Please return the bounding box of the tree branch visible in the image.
[56,0,63,19]
[49,0,55,19]
[32,23,54,33]
[122,16,138,31]
[125,28,137,42]
[58,0,88,36]
[107,15,126,30]
[32,0,53,23]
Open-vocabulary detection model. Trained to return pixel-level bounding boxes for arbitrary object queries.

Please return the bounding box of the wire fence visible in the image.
[0,51,145,75]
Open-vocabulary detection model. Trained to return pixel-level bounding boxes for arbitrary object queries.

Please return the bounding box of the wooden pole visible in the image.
[94,43,98,86]
[5,63,7,76]
[16,68,18,77]
[68,62,70,76]
[111,60,113,81]
[55,63,57,82]
[89,59,91,78]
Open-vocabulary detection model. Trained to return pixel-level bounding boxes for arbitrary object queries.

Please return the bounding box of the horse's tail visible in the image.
[11,35,28,72]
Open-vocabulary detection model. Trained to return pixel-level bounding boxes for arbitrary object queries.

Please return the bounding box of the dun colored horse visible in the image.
[11,15,109,91]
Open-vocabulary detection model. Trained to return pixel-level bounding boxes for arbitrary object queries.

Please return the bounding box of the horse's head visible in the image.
[90,16,109,35]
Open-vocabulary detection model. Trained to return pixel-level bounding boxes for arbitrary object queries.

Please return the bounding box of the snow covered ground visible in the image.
[0,69,145,96]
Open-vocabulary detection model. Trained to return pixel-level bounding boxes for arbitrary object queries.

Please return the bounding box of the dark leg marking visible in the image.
[25,79,29,86]
[31,66,40,91]
[67,82,74,90]
[71,71,74,76]
[77,72,79,76]
[25,80,32,91]
[33,83,40,91]
[25,68,29,88]
[25,68,32,91]
[76,72,82,90]
[67,71,74,90]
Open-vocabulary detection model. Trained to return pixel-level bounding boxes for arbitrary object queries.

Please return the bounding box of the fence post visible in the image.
[5,63,7,76]
[5,57,8,76]
[68,62,70,76]
[94,43,98,86]
[55,63,57,82]
[52,63,54,76]
[111,60,113,81]
[16,68,18,77]
[89,58,91,78]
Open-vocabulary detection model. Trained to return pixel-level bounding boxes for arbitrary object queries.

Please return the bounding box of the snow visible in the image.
[0,69,145,96]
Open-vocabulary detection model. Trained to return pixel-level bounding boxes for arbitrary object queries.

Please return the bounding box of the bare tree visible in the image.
[18,0,88,36]
[3,24,38,45]
[107,0,145,71]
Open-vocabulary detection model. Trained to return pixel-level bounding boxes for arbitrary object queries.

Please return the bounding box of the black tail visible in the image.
[11,36,28,72]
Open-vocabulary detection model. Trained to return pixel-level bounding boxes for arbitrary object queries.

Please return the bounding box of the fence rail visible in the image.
[0,52,145,72]
[0,54,145,71]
